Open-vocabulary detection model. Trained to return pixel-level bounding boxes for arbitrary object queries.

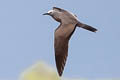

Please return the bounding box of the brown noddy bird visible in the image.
[43,7,97,76]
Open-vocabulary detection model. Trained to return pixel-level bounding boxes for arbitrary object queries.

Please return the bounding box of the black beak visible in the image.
[43,13,50,15]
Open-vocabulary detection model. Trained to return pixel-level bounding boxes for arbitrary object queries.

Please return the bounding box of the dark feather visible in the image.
[54,23,76,76]
[77,22,97,32]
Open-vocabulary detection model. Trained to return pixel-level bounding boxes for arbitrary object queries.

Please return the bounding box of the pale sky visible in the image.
[0,0,120,80]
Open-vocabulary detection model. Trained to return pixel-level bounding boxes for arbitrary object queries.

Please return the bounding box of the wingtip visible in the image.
[53,7,59,9]
[58,71,63,77]
[93,29,98,33]
[53,7,63,11]
[56,66,63,77]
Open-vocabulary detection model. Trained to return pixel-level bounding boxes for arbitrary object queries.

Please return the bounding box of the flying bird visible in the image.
[43,7,97,76]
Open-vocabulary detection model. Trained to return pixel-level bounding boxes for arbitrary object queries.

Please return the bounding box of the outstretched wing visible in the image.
[54,23,76,76]
[55,37,68,76]
[77,22,97,32]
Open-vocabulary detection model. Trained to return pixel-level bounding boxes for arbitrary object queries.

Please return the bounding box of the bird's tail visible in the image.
[77,22,97,32]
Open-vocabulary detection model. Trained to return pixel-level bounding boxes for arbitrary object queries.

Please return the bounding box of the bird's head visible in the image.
[43,7,64,22]
[43,7,64,16]
[43,9,54,16]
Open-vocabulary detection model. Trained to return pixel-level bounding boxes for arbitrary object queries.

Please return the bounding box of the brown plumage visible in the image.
[77,22,97,32]
[43,7,97,76]
[54,23,77,76]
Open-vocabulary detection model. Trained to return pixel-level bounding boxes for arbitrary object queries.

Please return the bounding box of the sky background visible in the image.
[0,0,120,80]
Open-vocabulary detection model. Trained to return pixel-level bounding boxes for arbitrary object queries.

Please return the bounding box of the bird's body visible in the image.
[43,7,97,76]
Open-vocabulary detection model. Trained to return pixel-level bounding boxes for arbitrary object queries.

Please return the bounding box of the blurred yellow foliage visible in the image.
[19,61,120,80]
[19,61,60,80]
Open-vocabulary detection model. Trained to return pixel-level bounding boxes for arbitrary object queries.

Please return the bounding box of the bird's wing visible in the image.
[77,22,97,32]
[54,23,76,76]
[53,7,66,12]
